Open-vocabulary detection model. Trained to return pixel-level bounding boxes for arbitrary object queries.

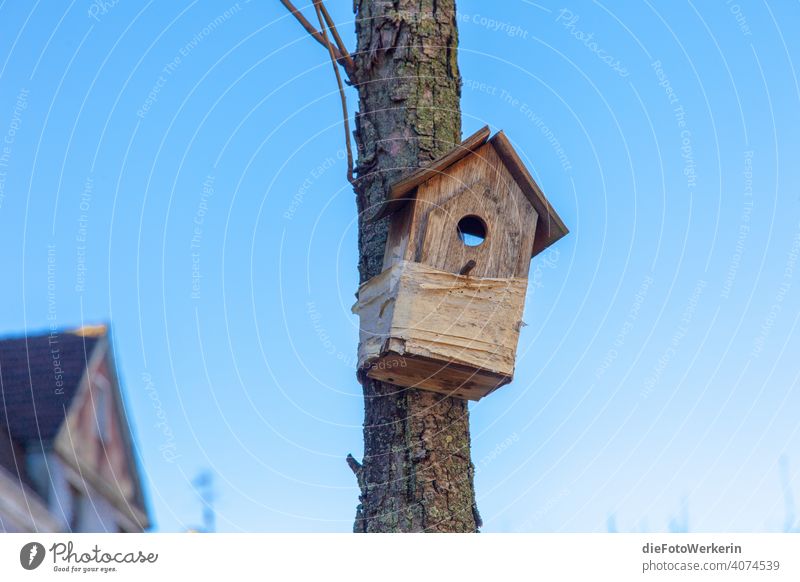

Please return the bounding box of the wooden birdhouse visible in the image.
[353,126,568,401]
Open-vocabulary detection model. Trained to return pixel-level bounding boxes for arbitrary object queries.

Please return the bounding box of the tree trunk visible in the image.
[349,0,480,533]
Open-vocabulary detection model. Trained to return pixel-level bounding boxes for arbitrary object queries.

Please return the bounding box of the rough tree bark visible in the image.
[348,0,481,532]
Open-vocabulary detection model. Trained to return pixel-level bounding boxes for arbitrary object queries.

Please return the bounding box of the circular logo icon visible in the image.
[20,542,46,570]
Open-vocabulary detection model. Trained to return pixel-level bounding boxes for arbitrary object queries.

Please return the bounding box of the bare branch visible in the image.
[279,0,353,77]
[279,0,329,50]
[314,0,355,184]
[318,1,355,75]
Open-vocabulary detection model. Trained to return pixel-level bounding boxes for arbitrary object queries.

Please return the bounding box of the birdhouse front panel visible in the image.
[355,127,568,401]
[415,142,539,279]
[382,142,539,280]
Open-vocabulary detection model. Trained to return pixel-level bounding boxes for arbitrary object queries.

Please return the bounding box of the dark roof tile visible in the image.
[0,331,99,443]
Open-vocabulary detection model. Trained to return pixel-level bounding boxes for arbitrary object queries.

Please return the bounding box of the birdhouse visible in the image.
[353,126,568,400]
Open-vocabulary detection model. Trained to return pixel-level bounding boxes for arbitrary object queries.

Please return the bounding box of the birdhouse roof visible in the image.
[373,126,568,257]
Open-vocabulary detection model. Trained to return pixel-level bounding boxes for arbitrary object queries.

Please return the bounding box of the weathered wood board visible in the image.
[353,260,527,400]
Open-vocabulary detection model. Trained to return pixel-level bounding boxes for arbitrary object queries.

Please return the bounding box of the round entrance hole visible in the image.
[456,215,487,247]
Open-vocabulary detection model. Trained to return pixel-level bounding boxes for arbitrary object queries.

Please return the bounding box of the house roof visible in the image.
[0,330,100,443]
[0,326,150,527]
[372,126,569,258]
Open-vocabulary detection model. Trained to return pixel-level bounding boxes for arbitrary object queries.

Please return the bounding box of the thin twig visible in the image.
[279,0,353,77]
[279,0,331,51]
[314,0,356,184]
[318,1,356,75]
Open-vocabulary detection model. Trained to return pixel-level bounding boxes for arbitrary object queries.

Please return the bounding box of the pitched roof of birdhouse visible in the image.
[373,125,568,257]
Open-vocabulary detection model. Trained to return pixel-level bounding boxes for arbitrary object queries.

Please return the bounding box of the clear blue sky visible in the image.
[1,0,799,533]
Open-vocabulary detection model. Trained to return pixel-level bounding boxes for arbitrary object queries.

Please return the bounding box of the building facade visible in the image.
[0,326,149,532]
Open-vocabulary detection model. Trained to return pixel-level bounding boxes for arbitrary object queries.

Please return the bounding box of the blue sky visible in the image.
[1,0,799,532]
